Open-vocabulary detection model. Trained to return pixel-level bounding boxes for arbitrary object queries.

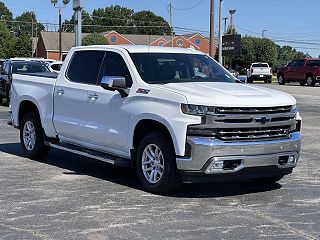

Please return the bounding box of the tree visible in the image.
[91,5,134,33]
[63,10,93,33]
[62,5,171,35]
[0,22,15,58]
[0,1,13,21]
[13,11,45,36]
[232,36,277,68]
[82,33,109,46]
[12,34,32,57]
[131,11,170,35]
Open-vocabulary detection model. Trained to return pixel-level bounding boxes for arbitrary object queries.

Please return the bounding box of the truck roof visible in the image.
[71,45,204,55]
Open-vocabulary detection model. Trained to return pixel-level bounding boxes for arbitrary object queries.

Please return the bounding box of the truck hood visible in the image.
[157,82,296,107]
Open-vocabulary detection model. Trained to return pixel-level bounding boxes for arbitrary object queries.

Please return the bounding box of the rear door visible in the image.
[53,50,105,143]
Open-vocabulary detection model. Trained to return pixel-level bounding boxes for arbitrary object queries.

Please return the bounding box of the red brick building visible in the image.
[36,30,218,60]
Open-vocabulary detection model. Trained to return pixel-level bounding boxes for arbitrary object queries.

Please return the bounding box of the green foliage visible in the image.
[63,5,170,35]
[0,22,15,58]
[0,1,13,21]
[274,45,310,67]
[12,34,32,57]
[82,33,109,46]
[232,36,277,68]
[14,11,45,36]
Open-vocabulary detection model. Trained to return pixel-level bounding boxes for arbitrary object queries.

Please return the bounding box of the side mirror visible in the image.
[101,76,129,98]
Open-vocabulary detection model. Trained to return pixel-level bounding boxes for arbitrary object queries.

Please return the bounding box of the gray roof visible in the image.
[122,34,172,45]
[40,32,90,52]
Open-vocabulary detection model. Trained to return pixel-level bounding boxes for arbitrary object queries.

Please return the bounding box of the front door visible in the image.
[84,50,133,157]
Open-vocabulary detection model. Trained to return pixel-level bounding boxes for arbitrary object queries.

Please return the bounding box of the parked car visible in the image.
[228,68,239,78]
[9,45,301,194]
[0,60,50,105]
[47,61,63,73]
[247,63,272,83]
[277,58,320,86]
[0,59,6,71]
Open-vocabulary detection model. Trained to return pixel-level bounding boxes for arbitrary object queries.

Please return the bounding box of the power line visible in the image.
[172,0,207,10]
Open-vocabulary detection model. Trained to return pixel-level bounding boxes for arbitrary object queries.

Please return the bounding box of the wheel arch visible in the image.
[18,100,41,129]
[131,118,179,164]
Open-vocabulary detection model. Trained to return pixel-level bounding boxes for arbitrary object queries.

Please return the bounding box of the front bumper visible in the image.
[176,132,301,182]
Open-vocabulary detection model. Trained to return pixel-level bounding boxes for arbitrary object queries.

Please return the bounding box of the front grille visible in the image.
[217,125,291,141]
[208,106,296,142]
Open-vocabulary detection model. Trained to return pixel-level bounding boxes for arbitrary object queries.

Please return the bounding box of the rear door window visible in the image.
[252,63,269,68]
[306,60,320,67]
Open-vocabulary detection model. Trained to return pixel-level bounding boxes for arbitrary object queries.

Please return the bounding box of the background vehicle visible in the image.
[0,60,50,105]
[9,45,301,194]
[247,62,272,83]
[277,58,320,86]
[47,61,63,73]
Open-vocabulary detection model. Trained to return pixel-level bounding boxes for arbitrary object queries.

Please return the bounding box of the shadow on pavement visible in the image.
[0,142,282,198]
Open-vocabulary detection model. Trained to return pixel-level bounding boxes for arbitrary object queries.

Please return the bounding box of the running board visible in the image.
[49,143,131,167]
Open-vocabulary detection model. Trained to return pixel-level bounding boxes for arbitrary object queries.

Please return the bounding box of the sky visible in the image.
[3,0,320,57]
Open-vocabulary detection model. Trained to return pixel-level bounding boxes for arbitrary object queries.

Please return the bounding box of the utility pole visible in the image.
[218,0,223,64]
[223,17,228,34]
[51,0,71,60]
[209,0,215,57]
[169,0,173,47]
[262,29,267,38]
[74,0,83,46]
[31,18,34,57]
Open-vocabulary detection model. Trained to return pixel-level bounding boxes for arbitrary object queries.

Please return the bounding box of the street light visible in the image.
[262,29,267,38]
[51,0,70,60]
[229,9,236,35]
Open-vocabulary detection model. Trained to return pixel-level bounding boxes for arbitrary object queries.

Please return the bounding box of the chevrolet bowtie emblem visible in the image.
[254,117,272,124]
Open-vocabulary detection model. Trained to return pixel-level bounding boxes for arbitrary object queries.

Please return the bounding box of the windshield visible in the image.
[130,53,235,84]
[252,63,269,68]
[12,63,50,74]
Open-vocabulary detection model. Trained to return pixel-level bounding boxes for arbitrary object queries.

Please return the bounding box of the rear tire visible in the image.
[0,97,3,105]
[20,112,50,160]
[251,175,284,184]
[277,75,285,85]
[136,132,181,194]
[306,76,315,86]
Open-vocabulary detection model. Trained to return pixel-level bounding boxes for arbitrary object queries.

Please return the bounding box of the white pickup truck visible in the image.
[9,45,302,193]
[247,62,273,83]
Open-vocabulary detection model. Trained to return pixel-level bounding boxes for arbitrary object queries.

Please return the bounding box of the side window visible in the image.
[98,51,133,87]
[1,63,8,74]
[67,51,105,85]
[288,61,297,67]
[296,60,305,67]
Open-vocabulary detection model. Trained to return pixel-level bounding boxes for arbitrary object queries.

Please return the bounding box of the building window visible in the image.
[111,36,117,43]
[158,41,165,46]
[195,38,201,45]
[176,39,183,46]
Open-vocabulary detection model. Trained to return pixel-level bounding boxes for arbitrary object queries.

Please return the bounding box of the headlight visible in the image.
[181,104,216,116]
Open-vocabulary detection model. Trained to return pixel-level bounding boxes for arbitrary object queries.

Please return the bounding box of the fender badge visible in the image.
[136,88,150,94]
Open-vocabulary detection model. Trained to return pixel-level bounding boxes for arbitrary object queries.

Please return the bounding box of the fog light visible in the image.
[288,155,296,164]
[212,160,224,169]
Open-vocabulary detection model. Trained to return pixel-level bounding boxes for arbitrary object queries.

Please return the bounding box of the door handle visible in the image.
[89,93,99,100]
[56,89,64,96]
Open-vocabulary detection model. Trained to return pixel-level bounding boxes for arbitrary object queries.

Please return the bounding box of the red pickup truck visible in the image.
[277,58,320,86]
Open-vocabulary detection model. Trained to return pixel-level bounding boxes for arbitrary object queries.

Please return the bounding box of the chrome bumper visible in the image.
[176,132,301,174]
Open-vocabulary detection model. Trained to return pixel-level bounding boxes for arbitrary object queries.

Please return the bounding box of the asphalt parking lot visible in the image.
[0,83,319,240]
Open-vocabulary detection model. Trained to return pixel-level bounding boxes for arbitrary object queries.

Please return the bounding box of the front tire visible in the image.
[277,75,285,85]
[20,112,50,159]
[306,76,315,86]
[136,132,181,194]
